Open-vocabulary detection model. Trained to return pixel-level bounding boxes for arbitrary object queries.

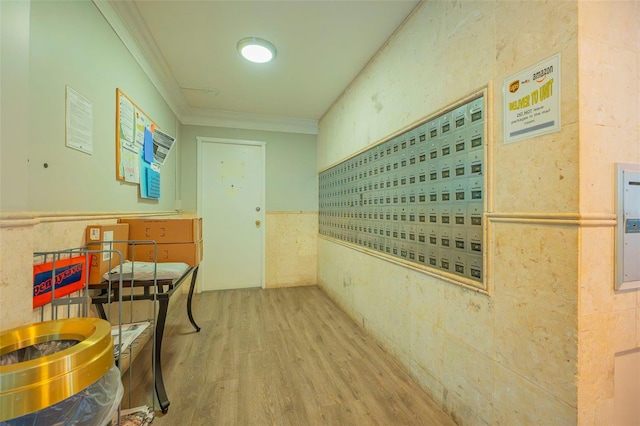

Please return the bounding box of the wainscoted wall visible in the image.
[0,221,36,330]
[317,2,582,424]
[0,210,318,330]
[318,219,580,426]
[0,212,180,330]
[316,1,637,424]
[1,0,182,329]
[265,211,318,288]
[576,2,640,424]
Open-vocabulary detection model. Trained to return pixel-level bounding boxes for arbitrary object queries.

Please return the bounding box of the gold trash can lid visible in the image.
[0,317,113,421]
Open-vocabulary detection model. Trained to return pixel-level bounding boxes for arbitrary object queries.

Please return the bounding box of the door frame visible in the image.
[196,136,266,292]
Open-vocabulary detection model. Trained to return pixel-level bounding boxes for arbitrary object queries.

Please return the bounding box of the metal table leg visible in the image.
[186,266,201,332]
[155,297,170,413]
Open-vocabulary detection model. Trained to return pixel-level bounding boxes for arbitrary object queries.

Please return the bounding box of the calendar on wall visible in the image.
[319,94,487,291]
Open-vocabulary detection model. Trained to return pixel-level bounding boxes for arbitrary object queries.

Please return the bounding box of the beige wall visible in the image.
[266,212,317,288]
[577,1,640,424]
[3,1,637,422]
[318,1,628,425]
[1,0,30,211]
[0,1,319,329]
[0,0,181,330]
[178,125,318,289]
[614,349,640,425]
[179,125,318,212]
[23,1,179,213]
[0,203,317,331]
[0,213,182,330]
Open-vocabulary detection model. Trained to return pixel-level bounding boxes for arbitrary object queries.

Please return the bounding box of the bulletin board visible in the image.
[115,89,175,199]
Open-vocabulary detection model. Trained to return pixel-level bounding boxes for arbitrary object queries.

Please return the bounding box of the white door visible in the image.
[197,138,265,291]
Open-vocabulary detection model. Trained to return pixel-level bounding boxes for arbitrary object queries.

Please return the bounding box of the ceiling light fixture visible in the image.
[237,37,277,64]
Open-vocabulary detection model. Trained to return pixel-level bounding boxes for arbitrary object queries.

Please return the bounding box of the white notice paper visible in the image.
[65,86,93,154]
[121,146,140,184]
[102,230,113,261]
[134,109,148,150]
[152,129,176,165]
[118,94,136,151]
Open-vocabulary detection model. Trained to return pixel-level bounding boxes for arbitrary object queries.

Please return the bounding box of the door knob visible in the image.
[255,220,261,226]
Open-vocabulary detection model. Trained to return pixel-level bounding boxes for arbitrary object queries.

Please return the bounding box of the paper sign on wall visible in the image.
[503,53,561,144]
[65,86,94,154]
[152,129,175,165]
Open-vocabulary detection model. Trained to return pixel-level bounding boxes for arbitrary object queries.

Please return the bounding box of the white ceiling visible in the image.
[99,0,420,132]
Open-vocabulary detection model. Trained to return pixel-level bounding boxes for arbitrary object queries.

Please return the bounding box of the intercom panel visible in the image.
[617,163,640,290]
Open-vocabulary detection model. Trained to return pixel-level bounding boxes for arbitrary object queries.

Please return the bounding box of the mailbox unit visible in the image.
[319,95,486,288]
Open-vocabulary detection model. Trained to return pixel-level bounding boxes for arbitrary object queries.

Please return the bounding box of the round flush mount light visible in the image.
[237,37,277,64]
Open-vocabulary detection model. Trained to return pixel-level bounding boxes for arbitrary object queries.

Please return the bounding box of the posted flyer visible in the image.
[503,53,561,144]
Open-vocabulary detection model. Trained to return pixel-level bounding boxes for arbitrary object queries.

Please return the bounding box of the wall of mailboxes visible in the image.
[319,95,486,287]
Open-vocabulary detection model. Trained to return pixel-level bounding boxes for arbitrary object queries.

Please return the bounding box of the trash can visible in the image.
[0,318,123,425]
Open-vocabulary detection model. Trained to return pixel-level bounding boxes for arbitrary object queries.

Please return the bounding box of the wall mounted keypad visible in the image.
[319,95,486,286]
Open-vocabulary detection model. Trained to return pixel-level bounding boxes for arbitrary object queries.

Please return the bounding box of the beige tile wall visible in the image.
[1,210,320,329]
[0,222,36,330]
[613,349,640,425]
[318,221,580,425]
[1,216,118,329]
[0,210,318,330]
[316,1,599,424]
[265,211,318,288]
[0,213,179,330]
[577,1,640,424]
[318,1,639,424]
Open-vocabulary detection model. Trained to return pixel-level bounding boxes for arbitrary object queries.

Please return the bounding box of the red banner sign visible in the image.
[33,256,87,308]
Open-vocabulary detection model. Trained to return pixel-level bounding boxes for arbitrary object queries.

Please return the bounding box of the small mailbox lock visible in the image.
[626,219,640,234]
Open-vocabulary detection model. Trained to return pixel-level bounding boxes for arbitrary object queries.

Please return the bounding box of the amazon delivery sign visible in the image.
[504,53,561,144]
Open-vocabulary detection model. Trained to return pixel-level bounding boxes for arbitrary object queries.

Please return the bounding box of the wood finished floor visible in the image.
[121,286,455,426]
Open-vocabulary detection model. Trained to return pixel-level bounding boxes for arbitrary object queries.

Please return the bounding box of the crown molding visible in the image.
[92,0,318,135]
[92,0,187,116]
[181,108,318,135]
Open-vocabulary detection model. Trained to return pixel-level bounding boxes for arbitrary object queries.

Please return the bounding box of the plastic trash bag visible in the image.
[1,340,123,426]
